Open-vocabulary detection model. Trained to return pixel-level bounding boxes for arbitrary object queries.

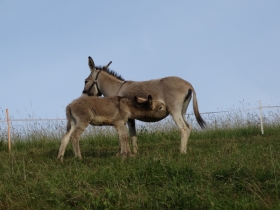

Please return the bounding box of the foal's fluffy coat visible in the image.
[57,95,167,161]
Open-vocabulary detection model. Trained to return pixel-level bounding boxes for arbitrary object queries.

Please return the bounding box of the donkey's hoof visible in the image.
[116,151,133,158]
[124,153,134,158]
[57,156,64,162]
[75,156,83,160]
[132,151,138,155]
[132,148,138,154]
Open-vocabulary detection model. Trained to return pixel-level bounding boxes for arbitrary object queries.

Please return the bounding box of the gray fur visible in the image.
[83,57,206,154]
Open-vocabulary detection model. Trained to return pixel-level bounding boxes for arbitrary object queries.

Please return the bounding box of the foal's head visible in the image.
[133,95,166,112]
[124,95,168,122]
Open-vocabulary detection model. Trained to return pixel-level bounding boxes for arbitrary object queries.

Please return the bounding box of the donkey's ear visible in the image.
[148,95,153,108]
[88,56,96,72]
[135,96,148,104]
[102,61,112,70]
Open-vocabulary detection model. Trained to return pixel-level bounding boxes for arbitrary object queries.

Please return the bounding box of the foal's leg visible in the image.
[127,119,138,154]
[115,123,131,157]
[57,122,75,162]
[70,122,88,159]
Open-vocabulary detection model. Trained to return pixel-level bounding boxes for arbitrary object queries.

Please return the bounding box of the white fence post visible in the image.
[6,109,11,152]
[259,100,264,135]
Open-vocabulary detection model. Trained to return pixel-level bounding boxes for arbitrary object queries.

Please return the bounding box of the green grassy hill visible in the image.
[1,124,280,209]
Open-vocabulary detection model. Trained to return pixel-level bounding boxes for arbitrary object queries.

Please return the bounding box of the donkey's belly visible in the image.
[136,112,169,122]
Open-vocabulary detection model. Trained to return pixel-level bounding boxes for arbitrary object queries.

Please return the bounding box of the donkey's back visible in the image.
[119,76,192,103]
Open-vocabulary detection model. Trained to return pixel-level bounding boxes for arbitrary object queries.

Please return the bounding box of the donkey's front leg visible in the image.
[127,119,138,154]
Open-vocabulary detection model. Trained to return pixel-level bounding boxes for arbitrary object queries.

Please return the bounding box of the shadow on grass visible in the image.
[47,147,119,160]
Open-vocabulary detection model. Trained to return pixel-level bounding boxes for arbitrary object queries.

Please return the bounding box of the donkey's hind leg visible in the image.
[182,91,193,132]
[171,111,192,154]
[70,122,88,159]
[172,90,193,154]
[127,119,138,154]
[57,122,75,162]
[173,114,191,154]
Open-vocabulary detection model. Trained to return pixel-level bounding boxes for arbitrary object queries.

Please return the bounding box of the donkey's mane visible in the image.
[96,66,125,81]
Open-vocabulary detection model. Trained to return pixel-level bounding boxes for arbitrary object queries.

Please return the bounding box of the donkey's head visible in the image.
[82,57,112,97]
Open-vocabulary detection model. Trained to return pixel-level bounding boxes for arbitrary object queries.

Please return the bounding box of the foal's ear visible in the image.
[134,96,148,104]
[88,56,96,72]
[148,95,153,108]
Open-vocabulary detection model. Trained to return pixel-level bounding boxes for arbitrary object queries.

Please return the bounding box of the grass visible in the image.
[0,107,279,209]
[0,124,280,209]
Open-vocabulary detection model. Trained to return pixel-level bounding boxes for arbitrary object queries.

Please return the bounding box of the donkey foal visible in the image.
[57,95,167,162]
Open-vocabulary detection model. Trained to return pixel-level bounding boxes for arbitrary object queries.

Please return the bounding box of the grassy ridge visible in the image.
[0,125,280,209]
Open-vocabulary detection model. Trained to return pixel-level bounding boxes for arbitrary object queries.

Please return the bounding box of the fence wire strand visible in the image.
[0,105,280,141]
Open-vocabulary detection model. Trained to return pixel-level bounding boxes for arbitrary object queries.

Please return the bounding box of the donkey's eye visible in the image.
[85,81,88,85]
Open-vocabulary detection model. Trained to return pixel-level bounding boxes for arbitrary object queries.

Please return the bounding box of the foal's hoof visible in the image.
[129,153,135,157]
[116,152,133,158]
[123,153,135,158]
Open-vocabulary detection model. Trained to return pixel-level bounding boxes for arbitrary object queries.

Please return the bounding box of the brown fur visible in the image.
[57,95,167,162]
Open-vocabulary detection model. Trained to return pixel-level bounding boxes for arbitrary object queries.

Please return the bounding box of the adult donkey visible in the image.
[82,57,206,154]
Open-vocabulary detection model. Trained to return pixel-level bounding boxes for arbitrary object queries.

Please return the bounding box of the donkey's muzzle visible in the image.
[88,92,95,96]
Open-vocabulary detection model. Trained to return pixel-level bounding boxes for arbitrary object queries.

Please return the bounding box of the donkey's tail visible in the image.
[66,106,72,132]
[191,88,207,129]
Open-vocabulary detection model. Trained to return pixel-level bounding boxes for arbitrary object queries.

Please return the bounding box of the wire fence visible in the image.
[1,101,280,144]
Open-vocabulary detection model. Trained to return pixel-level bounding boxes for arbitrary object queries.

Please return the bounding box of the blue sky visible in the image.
[1,1,279,119]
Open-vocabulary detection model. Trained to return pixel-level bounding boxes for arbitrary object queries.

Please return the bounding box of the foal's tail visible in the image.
[190,88,207,129]
[66,106,72,132]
